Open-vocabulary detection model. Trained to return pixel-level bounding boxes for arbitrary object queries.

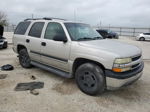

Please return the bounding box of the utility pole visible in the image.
[99,20,101,29]
[31,14,34,19]
[74,9,76,22]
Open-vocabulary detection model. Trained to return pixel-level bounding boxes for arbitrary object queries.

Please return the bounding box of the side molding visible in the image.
[31,61,73,78]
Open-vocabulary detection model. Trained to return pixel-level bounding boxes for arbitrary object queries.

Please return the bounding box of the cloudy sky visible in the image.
[0,0,150,27]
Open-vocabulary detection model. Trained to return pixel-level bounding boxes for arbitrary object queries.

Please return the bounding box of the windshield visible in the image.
[64,23,103,41]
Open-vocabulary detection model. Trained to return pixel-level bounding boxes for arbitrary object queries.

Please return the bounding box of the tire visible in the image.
[139,37,145,41]
[19,49,32,68]
[108,36,112,39]
[75,63,105,95]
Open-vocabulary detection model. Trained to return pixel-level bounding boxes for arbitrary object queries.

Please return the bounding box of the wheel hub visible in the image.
[80,71,97,88]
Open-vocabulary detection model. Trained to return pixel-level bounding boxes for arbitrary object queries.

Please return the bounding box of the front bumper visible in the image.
[0,42,4,48]
[0,41,7,48]
[105,62,144,90]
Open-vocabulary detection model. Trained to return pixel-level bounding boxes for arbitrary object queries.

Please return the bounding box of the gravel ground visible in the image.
[0,33,150,112]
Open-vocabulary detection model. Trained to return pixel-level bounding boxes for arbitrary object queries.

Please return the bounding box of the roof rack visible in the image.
[24,18,42,21]
[43,17,66,21]
[24,17,66,21]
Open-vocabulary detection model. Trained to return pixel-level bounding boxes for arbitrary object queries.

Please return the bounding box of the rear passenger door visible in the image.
[26,22,45,62]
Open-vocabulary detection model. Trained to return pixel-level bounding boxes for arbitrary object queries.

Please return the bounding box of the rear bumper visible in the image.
[105,62,144,90]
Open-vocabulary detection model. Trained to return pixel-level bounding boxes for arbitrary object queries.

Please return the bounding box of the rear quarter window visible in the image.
[14,22,31,35]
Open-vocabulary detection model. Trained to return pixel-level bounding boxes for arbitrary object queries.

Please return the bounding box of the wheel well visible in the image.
[72,58,105,76]
[140,37,145,39]
[108,36,112,38]
[17,45,26,53]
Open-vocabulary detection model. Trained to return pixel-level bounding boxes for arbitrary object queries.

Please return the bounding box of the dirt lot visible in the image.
[0,33,150,112]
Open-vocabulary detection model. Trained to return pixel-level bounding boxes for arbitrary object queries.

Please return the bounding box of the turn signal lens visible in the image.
[112,68,122,72]
[112,67,131,72]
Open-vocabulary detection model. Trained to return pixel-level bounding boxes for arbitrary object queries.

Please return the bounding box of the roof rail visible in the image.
[24,17,66,21]
[24,18,42,21]
[43,17,66,21]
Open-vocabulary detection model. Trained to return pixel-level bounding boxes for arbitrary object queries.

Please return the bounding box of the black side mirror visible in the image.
[53,35,67,43]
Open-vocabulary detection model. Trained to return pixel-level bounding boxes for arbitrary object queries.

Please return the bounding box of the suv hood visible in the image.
[78,39,141,57]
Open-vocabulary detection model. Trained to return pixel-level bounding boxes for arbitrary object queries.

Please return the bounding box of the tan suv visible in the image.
[13,18,144,95]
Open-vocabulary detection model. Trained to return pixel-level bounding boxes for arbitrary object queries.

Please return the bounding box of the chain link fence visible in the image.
[4,25,16,32]
[4,25,150,37]
[95,26,150,37]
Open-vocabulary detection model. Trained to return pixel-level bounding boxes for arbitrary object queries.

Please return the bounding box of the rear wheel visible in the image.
[75,63,105,95]
[108,36,112,39]
[19,49,32,68]
[139,37,145,41]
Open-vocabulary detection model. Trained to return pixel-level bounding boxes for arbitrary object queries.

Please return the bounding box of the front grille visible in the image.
[132,63,140,69]
[132,55,141,61]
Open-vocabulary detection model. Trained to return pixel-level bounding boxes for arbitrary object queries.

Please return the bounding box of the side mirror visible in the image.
[53,35,67,43]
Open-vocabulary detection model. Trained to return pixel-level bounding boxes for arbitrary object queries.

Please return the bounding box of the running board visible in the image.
[31,61,72,78]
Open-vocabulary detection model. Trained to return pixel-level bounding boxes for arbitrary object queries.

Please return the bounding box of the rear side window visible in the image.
[144,33,150,35]
[14,22,31,35]
[28,22,44,38]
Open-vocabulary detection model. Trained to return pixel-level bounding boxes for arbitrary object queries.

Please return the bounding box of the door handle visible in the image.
[26,39,30,43]
[41,42,46,46]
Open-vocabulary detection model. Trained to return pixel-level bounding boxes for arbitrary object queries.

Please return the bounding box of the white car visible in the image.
[136,33,150,41]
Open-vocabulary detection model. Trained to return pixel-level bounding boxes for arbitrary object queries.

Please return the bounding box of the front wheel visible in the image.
[75,63,105,95]
[19,49,32,68]
[139,37,145,41]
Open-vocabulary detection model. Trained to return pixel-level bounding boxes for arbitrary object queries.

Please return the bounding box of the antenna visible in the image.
[31,14,34,19]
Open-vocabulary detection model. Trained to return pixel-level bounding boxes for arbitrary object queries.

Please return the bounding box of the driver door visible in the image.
[40,22,70,72]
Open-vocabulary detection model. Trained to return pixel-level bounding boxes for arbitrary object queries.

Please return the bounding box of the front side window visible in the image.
[14,22,31,35]
[44,22,66,40]
[65,23,103,41]
[28,22,44,38]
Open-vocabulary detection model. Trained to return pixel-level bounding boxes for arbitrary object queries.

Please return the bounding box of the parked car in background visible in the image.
[0,37,7,49]
[0,25,7,49]
[96,29,119,39]
[136,33,150,41]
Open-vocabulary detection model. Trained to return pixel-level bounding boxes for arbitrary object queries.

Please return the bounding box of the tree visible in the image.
[0,11,8,26]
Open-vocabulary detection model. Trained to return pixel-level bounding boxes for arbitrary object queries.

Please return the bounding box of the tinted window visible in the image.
[144,33,150,35]
[44,22,66,40]
[14,22,31,35]
[29,22,44,38]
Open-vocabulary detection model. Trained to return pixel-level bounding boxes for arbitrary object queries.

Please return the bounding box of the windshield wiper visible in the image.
[77,37,93,41]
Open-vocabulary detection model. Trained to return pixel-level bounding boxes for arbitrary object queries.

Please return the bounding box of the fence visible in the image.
[4,25,16,32]
[4,25,150,37]
[95,26,150,37]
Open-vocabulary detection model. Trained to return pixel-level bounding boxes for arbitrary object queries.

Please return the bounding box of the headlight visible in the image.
[114,58,132,64]
[112,58,132,72]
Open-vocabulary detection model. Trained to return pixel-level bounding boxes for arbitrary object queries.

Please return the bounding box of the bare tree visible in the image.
[0,11,8,26]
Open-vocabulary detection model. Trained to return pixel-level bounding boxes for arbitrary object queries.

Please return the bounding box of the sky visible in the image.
[0,0,150,27]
